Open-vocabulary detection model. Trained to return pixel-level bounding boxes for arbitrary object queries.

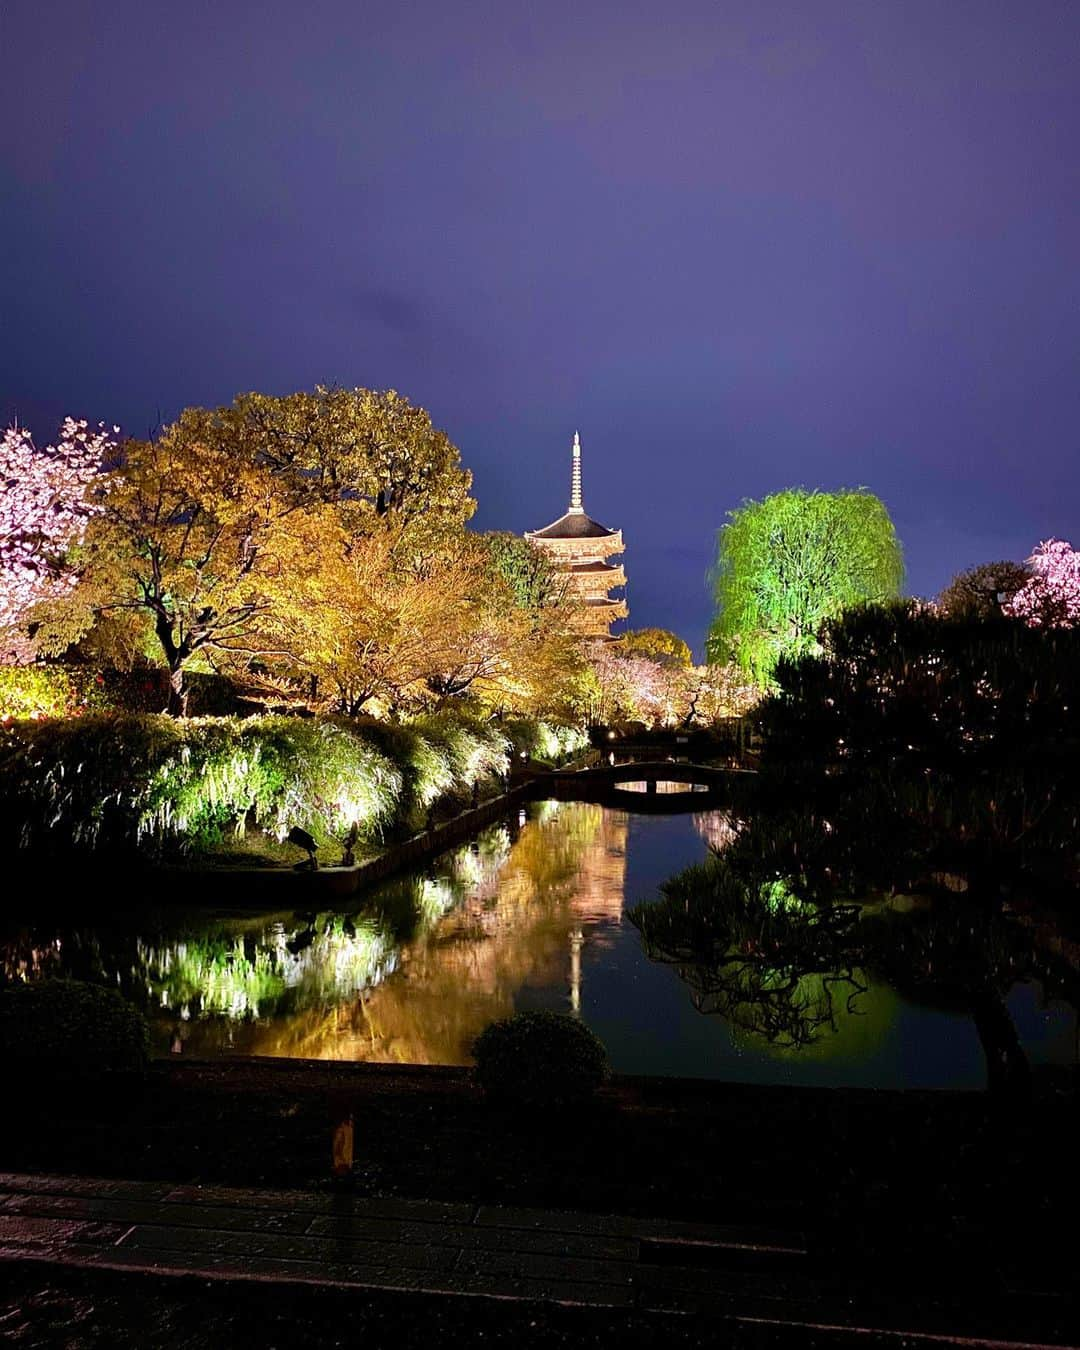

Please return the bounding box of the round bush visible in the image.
[472,1011,608,1106]
[0,980,150,1081]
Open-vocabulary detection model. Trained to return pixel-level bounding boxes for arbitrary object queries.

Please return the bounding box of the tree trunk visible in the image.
[166,664,189,717]
[970,987,1031,1104]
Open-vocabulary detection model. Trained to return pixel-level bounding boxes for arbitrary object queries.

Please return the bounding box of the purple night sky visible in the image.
[3,1,1079,651]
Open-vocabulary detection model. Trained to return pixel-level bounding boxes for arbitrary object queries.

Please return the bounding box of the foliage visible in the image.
[0,665,107,720]
[620,627,692,667]
[483,532,563,611]
[579,643,756,729]
[472,1010,608,1105]
[0,714,402,853]
[0,418,115,664]
[0,664,239,721]
[0,979,150,1079]
[77,428,322,714]
[184,387,475,540]
[756,601,1080,895]
[707,488,904,687]
[30,386,583,726]
[408,712,510,790]
[937,560,1031,620]
[0,709,570,855]
[1004,538,1080,628]
[502,718,589,764]
[242,521,580,720]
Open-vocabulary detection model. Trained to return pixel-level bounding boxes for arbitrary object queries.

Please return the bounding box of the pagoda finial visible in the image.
[569,430,584,513]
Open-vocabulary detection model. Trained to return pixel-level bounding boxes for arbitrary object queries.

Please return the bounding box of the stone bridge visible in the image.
[532,760,737,814]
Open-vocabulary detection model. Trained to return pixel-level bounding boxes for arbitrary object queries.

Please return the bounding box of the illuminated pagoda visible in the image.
[525,432,627,639]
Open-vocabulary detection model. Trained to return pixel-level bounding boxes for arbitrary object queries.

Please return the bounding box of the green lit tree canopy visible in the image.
[482,532,563,611]
[707,488,903,685]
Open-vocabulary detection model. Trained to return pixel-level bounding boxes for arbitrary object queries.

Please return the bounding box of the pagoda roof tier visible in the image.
[526,510,618,541]
[568,559,623,573]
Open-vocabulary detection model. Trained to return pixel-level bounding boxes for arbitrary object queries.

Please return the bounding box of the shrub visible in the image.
[0,665,110,720]
[502,718,589,765]
[0,709,587,856]
[413,713,510,790]
[0,714,402,853]
[0,979,150,1080]
[472,1011,609,1106]
[0,663,241,720]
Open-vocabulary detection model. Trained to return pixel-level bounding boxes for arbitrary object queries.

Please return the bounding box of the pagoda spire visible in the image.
[569,431,584,514]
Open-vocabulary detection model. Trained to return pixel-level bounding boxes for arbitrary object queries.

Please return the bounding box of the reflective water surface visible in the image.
[2,801,1076,1086]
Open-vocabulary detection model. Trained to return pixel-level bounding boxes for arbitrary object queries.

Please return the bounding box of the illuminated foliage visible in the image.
[0,665,108,721]
[482,532,563,611]
[578,642,756,729]
[244,517,582,720]
[1004,538,1080,628]
[0,419,115,663]
[0,706,563,855]
[180,387,475,541]
[78,430,322,715]
[619,627,692,667]
[707,488,904,687]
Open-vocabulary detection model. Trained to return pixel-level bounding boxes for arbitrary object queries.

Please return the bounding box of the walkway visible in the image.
[0,1173,1075,1347]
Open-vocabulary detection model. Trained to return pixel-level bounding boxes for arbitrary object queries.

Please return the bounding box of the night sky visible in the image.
[4,2,1079,652]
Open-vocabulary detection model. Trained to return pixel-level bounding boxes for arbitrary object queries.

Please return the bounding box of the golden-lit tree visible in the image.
[78,432,313,715]
[248,522,581,718]
[172,387,475,542]
[620,627,693,667]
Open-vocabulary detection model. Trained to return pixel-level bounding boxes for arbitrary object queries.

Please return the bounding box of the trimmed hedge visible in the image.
[0,979,150,1080]
[472,1011,609,1106]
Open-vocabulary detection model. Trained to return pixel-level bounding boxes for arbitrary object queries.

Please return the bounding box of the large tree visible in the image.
[245,524,580,719]
[80,430,313,715]
[707,488,903,686]
[71,388,476,715]
[937,560,1031,620]
[170,387,475,542]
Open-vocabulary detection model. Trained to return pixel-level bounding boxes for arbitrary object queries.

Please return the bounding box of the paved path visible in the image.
[0,1173,1075,1348]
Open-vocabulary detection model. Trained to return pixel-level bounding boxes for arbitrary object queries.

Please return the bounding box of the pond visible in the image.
[2,800,1076,1088]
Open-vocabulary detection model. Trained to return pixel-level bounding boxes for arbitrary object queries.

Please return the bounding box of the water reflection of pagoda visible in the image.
[525,432,627,639]
[243,804,628,1062]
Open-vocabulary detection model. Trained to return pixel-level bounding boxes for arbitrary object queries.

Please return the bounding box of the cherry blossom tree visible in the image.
[1004,539,1080,628]
[0,419,115,663]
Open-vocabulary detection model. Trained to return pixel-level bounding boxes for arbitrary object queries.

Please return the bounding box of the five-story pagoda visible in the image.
[525,432,627,638]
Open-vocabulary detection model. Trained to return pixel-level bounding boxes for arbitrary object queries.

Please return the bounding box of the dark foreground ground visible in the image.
[1,1059,1077,1346]
[2,1262,1028,1350]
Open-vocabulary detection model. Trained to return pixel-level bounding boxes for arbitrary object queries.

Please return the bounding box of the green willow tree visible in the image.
[707,488,903,686]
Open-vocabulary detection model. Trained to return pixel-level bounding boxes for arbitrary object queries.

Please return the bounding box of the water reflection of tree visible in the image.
[862,902,1036,1098]
[0,802,633,1063]
[281,802,628,1063]
[631,860,869,1051]
[631,827,1073,1096]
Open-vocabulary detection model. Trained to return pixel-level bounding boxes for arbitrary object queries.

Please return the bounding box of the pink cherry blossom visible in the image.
[0,418,114,662]
[1004,538,1080,629]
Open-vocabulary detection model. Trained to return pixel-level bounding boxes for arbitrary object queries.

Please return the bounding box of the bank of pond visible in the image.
[2,799,1076,1093]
